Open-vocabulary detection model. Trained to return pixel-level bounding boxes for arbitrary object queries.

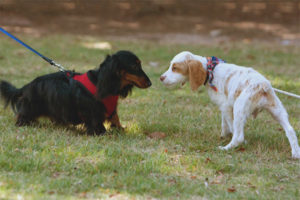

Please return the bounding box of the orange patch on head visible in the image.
[172,62,189,76]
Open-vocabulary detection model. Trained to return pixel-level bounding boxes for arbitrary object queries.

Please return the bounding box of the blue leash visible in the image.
[0,27,66,72]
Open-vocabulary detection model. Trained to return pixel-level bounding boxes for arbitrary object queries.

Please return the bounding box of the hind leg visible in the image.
[15,100,38,126]
[266,97,300,159]
[16,114,35,126]
[221,107,233,138]
[219,97,251,150]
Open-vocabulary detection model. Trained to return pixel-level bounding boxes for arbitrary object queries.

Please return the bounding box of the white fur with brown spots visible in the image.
[160,51,300,159]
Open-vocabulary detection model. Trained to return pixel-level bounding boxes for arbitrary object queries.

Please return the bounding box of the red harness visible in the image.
[68,72,119,117]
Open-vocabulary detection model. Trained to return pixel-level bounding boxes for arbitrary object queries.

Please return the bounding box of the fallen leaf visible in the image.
[78,192,87,198]
[247,182,256,189]
[52,172,61,178]
[48,191,55,195]
[191,176,197,180]
[109,192,120,198]
[237,147,246,152]
[211,175,224,184]
[205,157,211,163]
[164,149,168,153]
[227,186,236,192]
[148,132,166,139]
[168,178,176,184]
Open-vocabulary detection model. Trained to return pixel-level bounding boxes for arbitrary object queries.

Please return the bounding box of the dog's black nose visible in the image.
[147,80,152,87]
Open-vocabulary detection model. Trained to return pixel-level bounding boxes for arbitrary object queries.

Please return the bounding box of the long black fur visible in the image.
[0,50,151,135]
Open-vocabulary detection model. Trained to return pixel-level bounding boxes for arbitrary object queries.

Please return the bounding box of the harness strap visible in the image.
[66,72,119,117]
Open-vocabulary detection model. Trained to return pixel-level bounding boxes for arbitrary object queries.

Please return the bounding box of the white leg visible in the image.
[267,97,300,159]
[221,108,233,138]
[219,99,250,150]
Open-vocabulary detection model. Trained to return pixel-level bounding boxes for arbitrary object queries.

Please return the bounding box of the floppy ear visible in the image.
[187,60,206,91]
[96,55,121,99]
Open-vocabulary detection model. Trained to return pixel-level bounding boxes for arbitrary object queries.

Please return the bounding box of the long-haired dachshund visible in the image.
[0,50,151,135]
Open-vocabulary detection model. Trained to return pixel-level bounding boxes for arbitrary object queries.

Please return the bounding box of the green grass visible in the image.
[0,34,299,199]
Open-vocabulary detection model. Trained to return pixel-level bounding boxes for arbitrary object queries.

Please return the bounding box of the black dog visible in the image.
[0,50,151,134]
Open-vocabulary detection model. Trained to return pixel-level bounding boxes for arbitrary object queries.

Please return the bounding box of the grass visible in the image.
[0,34,299,199]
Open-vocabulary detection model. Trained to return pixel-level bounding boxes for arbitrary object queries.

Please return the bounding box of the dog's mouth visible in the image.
[123,73,151,88]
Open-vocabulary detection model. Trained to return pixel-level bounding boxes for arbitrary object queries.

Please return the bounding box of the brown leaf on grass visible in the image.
[164,149,168,153]
[205,157,211,163]
[48,191,55,195]
[109,191,120,198]
[190,176,197,180]
[272,186,285,192]
[227,186,236,192]
[78,192,87,198]
[168,178,176,184]
[148,132,166,139]
[237,147,246,152]
[211,174,224,185]
[247,182,256,189]
[247,54,255,60]
[52,172,61,178]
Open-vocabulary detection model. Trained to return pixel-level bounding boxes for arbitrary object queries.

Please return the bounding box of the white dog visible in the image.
[160,51,300,159]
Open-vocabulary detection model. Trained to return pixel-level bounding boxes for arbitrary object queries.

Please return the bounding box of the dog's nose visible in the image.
[160,75,166,82]
[147,80,152,87]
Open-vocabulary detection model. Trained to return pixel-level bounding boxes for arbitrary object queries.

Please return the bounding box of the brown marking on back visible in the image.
[251,84,275,106]
[245,80,249,86]
[234,87,243,99]
[224,71,237,97]
[265,91,276,107]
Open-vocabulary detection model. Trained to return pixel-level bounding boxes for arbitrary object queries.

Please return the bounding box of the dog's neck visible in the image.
[191,55,208,70]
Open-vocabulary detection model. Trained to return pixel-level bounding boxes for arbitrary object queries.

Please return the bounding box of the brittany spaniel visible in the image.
[160,51,300,159]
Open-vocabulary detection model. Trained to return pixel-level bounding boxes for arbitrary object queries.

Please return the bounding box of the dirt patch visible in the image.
[0,0,299,45]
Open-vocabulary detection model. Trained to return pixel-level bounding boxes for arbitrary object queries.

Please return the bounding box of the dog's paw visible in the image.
[218,146,229,150]
[292,148,300,159]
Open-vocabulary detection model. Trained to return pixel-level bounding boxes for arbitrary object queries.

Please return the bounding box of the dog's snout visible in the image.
[147,80,152,87]
[160,75,166,82]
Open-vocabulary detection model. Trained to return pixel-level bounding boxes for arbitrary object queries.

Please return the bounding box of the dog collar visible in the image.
[204,56,225,92]
[66,72,119,117]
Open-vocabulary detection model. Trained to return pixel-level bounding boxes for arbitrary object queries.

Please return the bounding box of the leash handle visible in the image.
[0,27,66,72]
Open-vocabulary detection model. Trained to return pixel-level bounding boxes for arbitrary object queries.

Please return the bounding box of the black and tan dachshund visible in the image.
[0,50,151,134]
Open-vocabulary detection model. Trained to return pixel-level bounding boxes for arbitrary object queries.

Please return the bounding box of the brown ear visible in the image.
[188,60,206,91]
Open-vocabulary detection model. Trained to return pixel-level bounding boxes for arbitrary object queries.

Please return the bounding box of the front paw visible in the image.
[292,148,300,159]
[218,146,229,150]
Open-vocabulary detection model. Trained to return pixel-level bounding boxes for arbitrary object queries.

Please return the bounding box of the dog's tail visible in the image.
[0,80,21,112]
[273,88,300,99]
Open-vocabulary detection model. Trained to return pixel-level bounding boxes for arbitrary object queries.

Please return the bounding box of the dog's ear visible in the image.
[187,60,206,91]
[96,54,121,99]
